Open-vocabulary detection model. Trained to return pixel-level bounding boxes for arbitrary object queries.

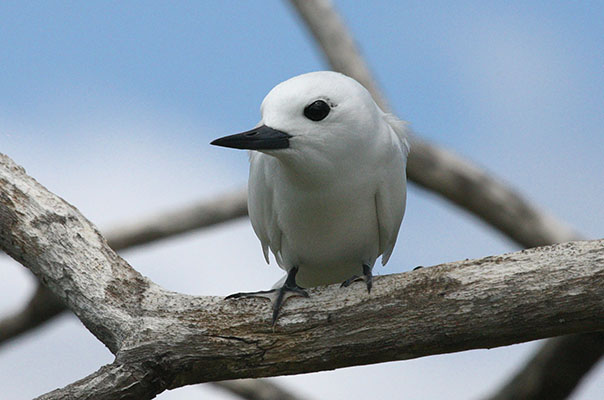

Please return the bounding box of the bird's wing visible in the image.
[376,165,407,265]
[376,113,410,265]
[248,151,282,265]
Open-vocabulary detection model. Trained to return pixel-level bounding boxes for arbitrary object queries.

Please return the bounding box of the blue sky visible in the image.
[1,1,603,399]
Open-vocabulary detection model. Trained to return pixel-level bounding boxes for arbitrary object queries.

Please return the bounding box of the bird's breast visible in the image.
[274,181,380,285]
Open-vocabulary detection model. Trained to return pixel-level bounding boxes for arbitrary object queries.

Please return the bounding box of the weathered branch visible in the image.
[0,154,141,353]
[0,189,248,346]
[287,1,599,398]
[0,172,299,400]
[1,153,603,399]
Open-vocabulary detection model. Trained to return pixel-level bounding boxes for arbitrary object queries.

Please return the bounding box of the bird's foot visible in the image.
[340,264,373,293]
[225,267,308,325]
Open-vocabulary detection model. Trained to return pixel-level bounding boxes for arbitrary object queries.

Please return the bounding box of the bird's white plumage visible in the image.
[247,71,409,288]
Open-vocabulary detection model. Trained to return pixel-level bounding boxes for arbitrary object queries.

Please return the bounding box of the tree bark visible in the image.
[1,153,602,400]
[0,189,248,346]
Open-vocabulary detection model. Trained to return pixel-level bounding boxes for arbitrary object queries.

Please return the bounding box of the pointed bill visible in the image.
[211,125,291,150]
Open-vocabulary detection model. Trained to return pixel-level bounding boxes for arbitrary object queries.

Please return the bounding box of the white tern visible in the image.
[211,71,410,324]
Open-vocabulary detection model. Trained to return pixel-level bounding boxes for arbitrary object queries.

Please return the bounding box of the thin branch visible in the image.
[484,332,604,400]
[1,153,603,400]
[211,379,310,400]
[0,284,65,344]
[104,188,247,251]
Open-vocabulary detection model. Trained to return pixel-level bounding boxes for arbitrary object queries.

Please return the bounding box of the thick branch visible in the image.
[1,152,603,399]
[0,154,143,353]
[38,239,604,399]
[0,189,247,346]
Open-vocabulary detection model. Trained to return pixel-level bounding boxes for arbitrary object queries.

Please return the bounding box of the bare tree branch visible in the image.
[104,188,247,251]
[286,1,600,398]
[1,153,603,400]
[0,172,301,400]
[485,333,604,400]
[0,189,247,346]
[211,379,310,400]
[0,154,140,353]
[0,295,65,346]
[0,284,65,344]
[0,171,268,400]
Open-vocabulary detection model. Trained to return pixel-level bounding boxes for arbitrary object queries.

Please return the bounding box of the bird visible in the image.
[211,71,410,324]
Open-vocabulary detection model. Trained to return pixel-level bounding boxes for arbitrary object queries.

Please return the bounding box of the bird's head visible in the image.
[211,71,395,162]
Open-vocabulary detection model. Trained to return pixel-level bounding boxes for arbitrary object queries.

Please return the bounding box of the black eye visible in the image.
[304,100,330,121]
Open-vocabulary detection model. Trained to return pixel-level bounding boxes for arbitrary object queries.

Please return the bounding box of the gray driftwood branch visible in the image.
[1,154,603,400]
[0,190,248,345]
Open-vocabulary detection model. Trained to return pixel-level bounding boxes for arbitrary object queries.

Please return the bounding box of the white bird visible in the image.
[211,71,409,324]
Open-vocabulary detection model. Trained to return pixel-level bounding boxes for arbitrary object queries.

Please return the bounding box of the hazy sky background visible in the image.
[1,1,603,399]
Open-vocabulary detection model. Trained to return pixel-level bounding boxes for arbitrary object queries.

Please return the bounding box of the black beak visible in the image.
[211,125,291,150]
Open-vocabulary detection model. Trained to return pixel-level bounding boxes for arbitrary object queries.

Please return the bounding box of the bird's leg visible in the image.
[225,266,309,325]
[340,264,373,293]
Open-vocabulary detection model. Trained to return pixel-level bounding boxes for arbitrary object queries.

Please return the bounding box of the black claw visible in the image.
[225,266,308,325]
[364,265,373,293]
[341,264,373,293]
[270,285,309,325]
